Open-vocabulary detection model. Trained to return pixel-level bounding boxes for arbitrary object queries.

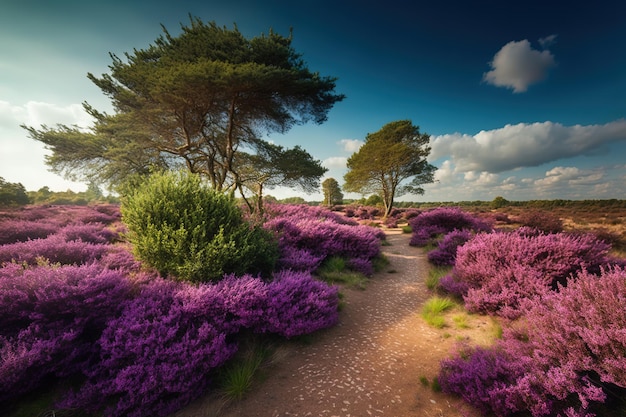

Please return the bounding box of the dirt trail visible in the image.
[176,230,484,417]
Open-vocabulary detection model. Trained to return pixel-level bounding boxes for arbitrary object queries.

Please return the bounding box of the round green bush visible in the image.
[121,171,278,282]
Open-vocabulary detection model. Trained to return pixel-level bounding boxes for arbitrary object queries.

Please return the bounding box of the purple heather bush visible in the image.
[0,263,134,404]
[57,222,119,244]
[0,219,59,244]
[263,203,359,226]
[427,229,474,266]
[0,234,110,265]
[439,344,527,416]
[60,277,239,417]
[447,229,612,318]
[8,204,121,226]
[263,204,384,275]
[277,245,325,271]
[409,207,492,246]
[440,267,626,417]
[60,271,339,417]
[261,270,339,338]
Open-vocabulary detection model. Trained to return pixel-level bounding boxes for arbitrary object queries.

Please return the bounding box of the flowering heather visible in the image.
[0,263,134,404]
[263,203,359,226]
[57,223,119,244]
[59,271,339,417]
[261,270,339,338]
[263,204,384,275]
[60,277,239,417]
[440,267,626,416]
[0,234,110,265]
[0,204,343,416]
[5,204,120,226]
[449,229,612,318]
[0,219,59,244]
[439,344,527,416]
[277,245,325,271]
[409,207,492,246]
[427,229,474,266]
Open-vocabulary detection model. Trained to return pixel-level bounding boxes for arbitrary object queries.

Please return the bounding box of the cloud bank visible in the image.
[422,119,626,201]
[430,120,626,173]
[483,37,557,93]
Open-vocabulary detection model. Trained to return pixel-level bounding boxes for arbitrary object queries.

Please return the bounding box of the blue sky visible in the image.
[1,0,625,201]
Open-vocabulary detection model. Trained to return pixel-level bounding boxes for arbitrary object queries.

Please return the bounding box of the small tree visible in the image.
[237,142,327,213]
[343,120,436,217]
[321,178,343,206]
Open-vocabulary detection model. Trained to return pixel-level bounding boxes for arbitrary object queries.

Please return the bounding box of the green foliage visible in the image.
[364,194,383,207]
[0,177,29,206]
[238,142,327,213]
[24,17,343,196]
[321,177,343,206]
[372,253,390,272]
[452,313,470,329]
[426,266,451,291]
[421,296,457,328]
[121,171,278,282]
[316,256,368,289]
[218,337,272,400]
[491,195,509,209]
[343,120,436,217]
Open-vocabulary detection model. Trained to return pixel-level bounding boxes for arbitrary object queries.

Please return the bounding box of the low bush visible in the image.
[0,234,110,265]
[0,219,58,244]
[409,207,492,246]
[517,210,563,233]
[59,277,239,417]
[121,171,278,282]
[439,267,626,417]
[448,229,612,318]
[427,229,474,266]
[263,204,384,276]
[0,263,135,405]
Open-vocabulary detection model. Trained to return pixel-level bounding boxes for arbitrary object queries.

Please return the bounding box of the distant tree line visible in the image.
[0,177,118,207]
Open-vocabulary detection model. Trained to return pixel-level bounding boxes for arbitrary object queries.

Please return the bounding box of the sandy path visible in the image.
[176,230,483,417]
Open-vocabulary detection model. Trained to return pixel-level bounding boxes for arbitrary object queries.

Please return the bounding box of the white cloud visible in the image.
[433,160,456,183]
[322,156,348,169]
[0,100,93,192]
[338,138,363,152]
[534,166,604,188]
[538,34,558,49]
[483,39,556,93]
[0,100,93,129]
[430,119,626,173]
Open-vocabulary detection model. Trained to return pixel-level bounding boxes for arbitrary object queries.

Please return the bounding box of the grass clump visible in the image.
[421,296,457,328]
[452,313,470,329]
[218,337,274,400]
[316,256,369,289]
[426,265,451,291]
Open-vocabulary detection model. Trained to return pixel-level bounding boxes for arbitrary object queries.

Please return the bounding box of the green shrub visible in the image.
[121,171,278,282]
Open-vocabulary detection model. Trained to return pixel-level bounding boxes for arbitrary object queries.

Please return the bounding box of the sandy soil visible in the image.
[175,230,493,417]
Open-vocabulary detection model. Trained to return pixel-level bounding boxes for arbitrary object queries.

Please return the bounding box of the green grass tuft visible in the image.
[426,266,452,290]
[316,256,370,289]
[421,296,457,328]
